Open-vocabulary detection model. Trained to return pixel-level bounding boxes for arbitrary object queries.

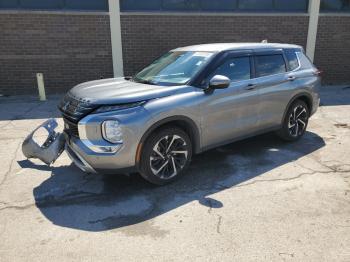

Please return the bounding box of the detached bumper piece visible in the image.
[22,119,66,165]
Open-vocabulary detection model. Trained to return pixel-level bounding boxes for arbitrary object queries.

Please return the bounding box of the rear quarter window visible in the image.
[285,50,300,70]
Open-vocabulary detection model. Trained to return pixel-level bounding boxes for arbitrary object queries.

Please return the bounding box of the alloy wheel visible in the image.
[150,135,188,179]
[288,105,308,137]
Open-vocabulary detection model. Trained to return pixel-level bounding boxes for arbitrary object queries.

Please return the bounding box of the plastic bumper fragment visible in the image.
[22,119,66,165]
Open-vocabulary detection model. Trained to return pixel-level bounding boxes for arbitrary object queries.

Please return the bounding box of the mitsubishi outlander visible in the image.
[58,43,321,185]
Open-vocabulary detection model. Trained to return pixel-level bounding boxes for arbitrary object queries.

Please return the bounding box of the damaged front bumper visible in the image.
[65,142,97,173]
[22,118,97,173]
[22,115,138,174]
[22,119,66,165]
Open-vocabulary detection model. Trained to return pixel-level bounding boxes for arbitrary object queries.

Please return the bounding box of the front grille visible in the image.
[58,93,97,123]
[63,118,79,138]
[58,93,97,138]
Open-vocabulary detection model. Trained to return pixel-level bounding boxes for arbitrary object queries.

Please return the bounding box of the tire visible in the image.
[277,100,310,141]
[139,127,193,185]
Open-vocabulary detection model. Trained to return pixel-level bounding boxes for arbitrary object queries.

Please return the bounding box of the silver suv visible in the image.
[59,43,321,185]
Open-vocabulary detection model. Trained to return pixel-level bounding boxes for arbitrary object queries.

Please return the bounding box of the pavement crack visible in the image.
[0,120,14,130]
[0,203,35,212]
[35,191,107,208]
[298,162,350,174]
[0,141,21,190]
[216,215,222,234]
[0,191,107,212]
[279,252,294,258]
[217,162,350,190]
[88,203,157,225]
[207,199,213,214]
[217,171,317,189]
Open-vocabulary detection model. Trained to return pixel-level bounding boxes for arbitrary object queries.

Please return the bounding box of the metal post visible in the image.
[306,0,321,62]
[36,73,46,101]
[108,0,124,77]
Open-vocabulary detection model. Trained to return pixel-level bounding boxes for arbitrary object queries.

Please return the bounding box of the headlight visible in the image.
[102,120,123,144]
[94,101,146,114]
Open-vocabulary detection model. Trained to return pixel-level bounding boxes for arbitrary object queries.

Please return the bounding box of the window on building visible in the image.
[120,0,161,11]
[321,0,350,12]
[255,55,286,77]
[65,0,108,11]
[20,0,64,9]
[0,0,108,11]
[238,0,274,11]
[119,0,309,12]
[275,0,308,11]
[200,0,237,11]
[211,57,251,82]
[0,0,20,8]
[162,0,200,11]
[0,0,311,12]
[284,49,300,70]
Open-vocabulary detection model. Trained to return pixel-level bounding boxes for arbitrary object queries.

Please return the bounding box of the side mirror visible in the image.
[209,75,230,90]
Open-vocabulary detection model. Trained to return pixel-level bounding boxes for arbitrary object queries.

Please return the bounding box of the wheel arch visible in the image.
[135,116,201,166]
[281,92,313,125]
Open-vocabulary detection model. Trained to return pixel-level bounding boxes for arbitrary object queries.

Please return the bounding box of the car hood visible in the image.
[68,77,191,105]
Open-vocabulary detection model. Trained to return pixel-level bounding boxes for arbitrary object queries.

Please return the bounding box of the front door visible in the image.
[200,54,261,149]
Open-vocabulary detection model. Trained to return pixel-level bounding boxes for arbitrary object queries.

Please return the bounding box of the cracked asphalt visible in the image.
[0,86,349,261]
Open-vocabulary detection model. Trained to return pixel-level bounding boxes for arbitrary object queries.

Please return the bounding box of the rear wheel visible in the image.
[277,100,309,141]
[139,127,192,185]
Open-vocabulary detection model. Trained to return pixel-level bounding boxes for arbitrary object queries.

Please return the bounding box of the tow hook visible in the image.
[22,119,66,165]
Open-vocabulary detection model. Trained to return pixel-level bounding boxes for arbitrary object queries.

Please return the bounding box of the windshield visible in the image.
[133,51,214,86]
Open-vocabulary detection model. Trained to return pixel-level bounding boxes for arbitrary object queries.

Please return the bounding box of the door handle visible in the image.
[245,84,256,90]
[287,76,296,81]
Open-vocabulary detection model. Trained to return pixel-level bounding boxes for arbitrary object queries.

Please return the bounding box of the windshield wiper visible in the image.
[124,76,134,81]
[135,79,157,85]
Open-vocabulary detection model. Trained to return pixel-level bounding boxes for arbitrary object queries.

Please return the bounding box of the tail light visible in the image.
[314,69,323,76]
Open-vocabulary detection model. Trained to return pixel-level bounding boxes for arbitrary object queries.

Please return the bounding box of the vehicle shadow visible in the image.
[32,131,325,232]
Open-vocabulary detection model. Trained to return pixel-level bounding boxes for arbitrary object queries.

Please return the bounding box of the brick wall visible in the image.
[120,14,309,76]
[1,12,348,96]
[314,16,350,85]
[0,12,113,95]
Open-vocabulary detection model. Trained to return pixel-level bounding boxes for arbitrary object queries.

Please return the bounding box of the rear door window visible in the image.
[255,54,287,77]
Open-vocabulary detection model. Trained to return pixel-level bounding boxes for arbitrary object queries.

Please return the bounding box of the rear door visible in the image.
[251,49,295,129]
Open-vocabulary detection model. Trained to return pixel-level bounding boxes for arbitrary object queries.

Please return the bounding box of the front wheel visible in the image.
[139,127,192,185]
[277,100,310,141]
